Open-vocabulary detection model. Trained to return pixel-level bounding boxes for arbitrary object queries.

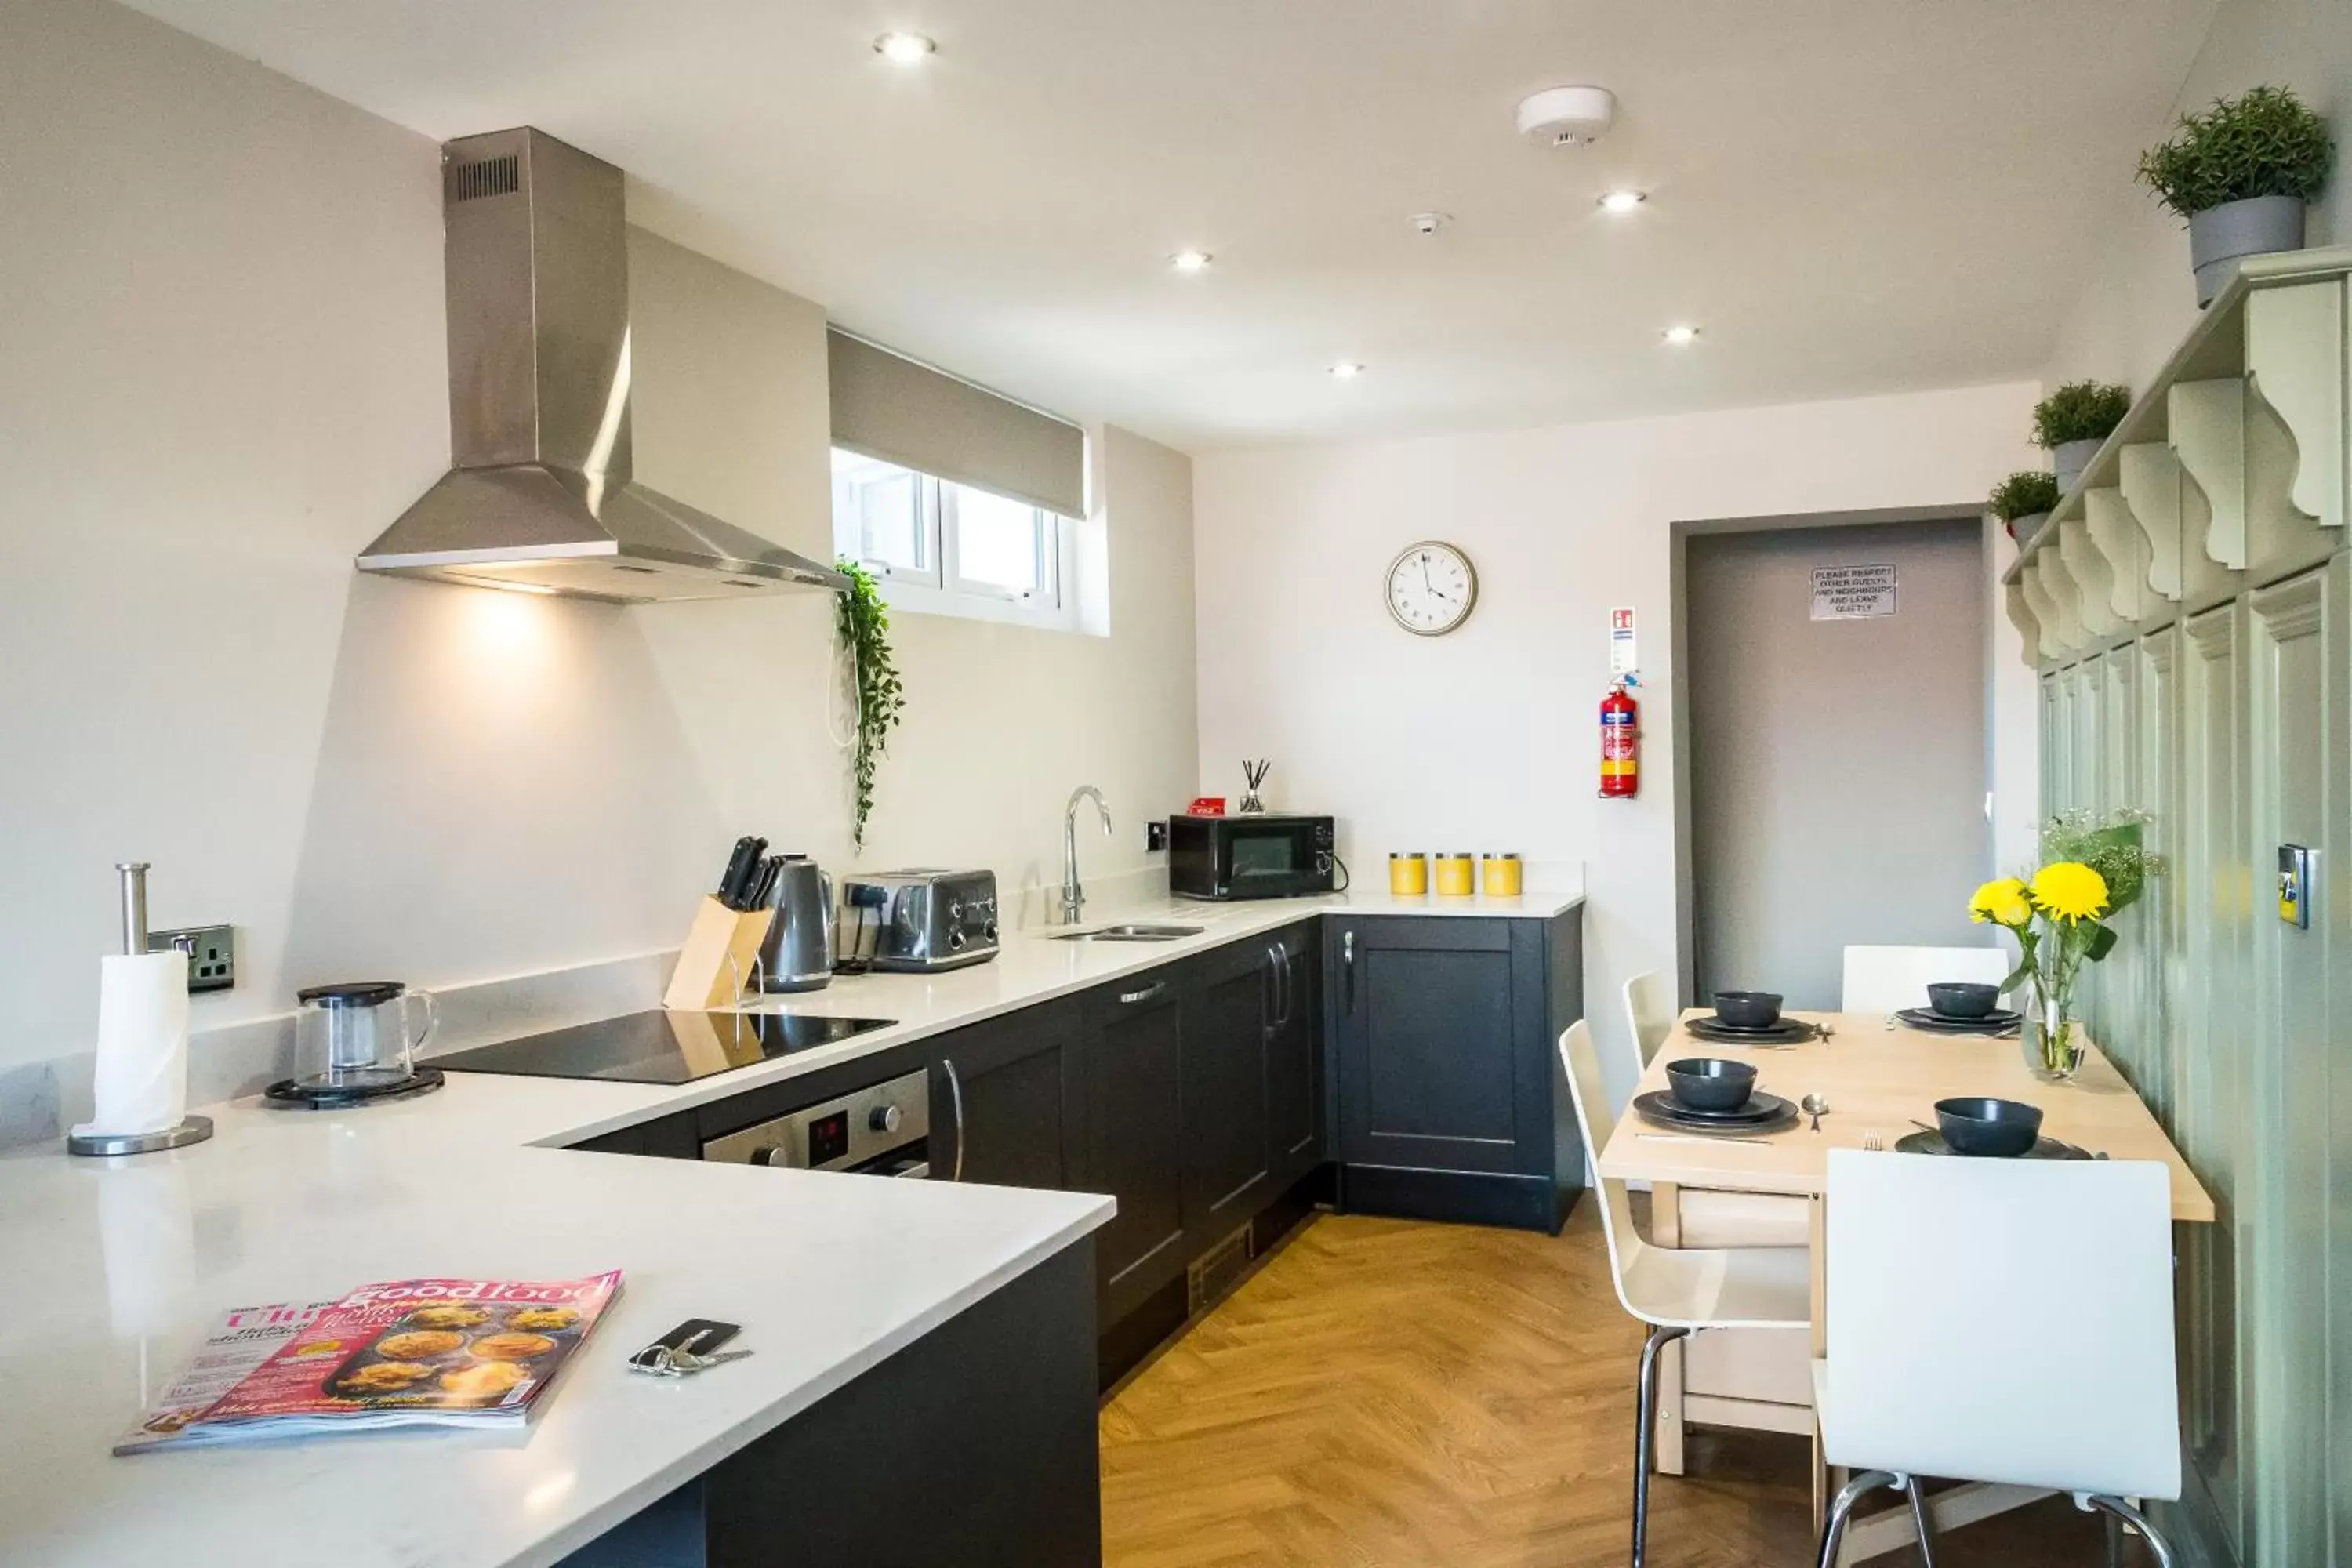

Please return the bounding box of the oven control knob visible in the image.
[750,1146,784,1167]
[949,927,967,951]
[869,1105,903,1134]
[984,919,999,942]
[949,899,964,920]
[1316,851,1334,873]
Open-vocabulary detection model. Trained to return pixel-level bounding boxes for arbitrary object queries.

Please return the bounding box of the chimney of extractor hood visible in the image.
[444,129,632,475]
[358,128,847,603]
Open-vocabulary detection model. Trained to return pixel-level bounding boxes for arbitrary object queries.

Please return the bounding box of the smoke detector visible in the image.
[1409,211,1451,237]
[1515,85,1617,147]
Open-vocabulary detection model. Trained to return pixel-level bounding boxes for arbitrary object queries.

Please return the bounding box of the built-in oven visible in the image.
[701,1068,931,1178]
[1167,813,1337,900]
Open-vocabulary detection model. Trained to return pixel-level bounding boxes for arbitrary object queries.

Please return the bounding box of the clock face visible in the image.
[1385,541,1478,636]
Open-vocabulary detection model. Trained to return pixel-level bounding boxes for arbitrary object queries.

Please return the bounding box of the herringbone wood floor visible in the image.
[1102,1204,2119,1566]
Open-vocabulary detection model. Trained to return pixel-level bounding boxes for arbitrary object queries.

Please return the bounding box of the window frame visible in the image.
[830,448,1076,630]
[831,451,942,590]
[941,480,1061,609]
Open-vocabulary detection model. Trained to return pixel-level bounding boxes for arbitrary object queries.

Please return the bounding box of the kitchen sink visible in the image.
[1051,924,1204,942]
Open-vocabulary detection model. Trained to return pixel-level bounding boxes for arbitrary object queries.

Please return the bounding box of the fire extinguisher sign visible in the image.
[1608,607,1636,674]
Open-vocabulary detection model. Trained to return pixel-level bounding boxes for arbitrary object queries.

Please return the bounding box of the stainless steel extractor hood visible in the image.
[359,128,848,603]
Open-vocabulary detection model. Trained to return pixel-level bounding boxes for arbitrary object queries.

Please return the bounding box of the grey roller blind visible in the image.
[827,329,1086,517]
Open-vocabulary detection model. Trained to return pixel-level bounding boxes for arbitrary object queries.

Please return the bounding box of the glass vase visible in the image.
[2020,992,2083,1083]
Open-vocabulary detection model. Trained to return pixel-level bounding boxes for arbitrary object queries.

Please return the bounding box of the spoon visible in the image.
[1802,1093,1831,1133]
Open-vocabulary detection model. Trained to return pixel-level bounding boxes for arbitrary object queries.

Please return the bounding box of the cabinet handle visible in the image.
[1119,981,1167,1006]
[1276,941,1291,1025]
[940,1057,967,1183]
[1341,930,1355,1012]
[1264,944,1283,1029]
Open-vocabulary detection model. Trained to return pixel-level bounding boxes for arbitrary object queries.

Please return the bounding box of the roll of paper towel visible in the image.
[73,951,191,1138]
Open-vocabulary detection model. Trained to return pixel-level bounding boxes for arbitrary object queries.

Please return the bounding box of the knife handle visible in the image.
[717,837,760,906]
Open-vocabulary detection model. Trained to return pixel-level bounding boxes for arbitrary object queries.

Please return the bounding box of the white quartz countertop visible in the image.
[1319,887,1587,920]
[0,1110,1109,1568]
[0,881,1581,1568]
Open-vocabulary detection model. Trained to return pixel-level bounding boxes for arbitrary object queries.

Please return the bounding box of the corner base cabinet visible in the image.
[1326,906,1584,1233]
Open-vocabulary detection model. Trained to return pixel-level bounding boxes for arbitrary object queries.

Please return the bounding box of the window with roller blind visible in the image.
[826,328,1088,631]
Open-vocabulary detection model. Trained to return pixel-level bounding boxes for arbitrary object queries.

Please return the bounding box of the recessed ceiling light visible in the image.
[1661,325,1700,347]
[873,31,936,64]
[1329,361,1364,380]
[1598,189,1647,214]
[1170,250,1213,273]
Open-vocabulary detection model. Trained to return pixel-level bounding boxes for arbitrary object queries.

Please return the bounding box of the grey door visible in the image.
[1685,517,1991,1008]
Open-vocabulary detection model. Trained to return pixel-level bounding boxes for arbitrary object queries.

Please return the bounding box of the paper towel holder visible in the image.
[67,863,215,1158]
[67,1116,213,1158]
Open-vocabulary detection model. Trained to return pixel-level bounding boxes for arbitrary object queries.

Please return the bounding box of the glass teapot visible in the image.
[292,982,437,1091]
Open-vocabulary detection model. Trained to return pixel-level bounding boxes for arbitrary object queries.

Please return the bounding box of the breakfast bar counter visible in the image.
[0,1094,1112,1568]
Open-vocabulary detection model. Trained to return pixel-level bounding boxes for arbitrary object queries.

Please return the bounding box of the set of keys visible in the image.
[629,1318,753,1378]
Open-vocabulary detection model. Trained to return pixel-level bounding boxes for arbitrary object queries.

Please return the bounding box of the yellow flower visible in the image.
[1969,878,2034,927]
[2031,861,2110,922]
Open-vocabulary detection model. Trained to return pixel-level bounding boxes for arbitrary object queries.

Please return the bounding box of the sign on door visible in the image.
[1809,564,1898,621]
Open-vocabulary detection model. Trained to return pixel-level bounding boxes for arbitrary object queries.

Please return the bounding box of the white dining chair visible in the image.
[1814,1149,2181,1567]
[1558,1022,1812,1566]
[1838,945,2009,1015]
[1621,971,1675,1080]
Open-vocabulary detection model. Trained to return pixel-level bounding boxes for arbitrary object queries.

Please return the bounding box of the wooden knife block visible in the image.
[664,896,775,1011]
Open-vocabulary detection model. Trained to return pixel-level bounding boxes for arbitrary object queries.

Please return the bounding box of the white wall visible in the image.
[0,0,1196,1112]
[1193,383,2041,1102]
[2045,0,2352,387]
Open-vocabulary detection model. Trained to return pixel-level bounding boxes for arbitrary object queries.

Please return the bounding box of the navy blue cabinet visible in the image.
[1065,973,1190,1324]
[1326,907,1583,1233]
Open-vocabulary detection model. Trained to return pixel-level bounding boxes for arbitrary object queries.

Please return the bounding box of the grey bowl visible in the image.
[1666,1058,1759,1113]
[1926,982,2000,1019]
[1712,990,1783,1029]
[1935,1096,2043,1157]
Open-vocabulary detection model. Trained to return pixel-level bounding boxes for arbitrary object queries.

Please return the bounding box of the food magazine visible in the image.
[121,1271,622,1452]
[114,1300,333,1454]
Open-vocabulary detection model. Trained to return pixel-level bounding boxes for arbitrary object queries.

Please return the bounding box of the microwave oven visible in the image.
[1167,814,1336,901]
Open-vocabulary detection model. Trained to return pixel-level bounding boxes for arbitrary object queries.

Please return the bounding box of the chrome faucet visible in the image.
[1062,786,1112,926]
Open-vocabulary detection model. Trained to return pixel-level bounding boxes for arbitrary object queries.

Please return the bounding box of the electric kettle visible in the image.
[757,858,836,992]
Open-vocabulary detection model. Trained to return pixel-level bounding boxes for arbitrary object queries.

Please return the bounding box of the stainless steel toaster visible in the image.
[840,869,999,972]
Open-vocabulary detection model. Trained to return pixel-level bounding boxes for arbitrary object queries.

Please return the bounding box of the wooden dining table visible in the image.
[1593,1009,2215,1562]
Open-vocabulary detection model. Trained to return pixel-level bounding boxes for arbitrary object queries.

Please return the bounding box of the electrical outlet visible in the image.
[1145,819,1169,853]
[151,924,235,992]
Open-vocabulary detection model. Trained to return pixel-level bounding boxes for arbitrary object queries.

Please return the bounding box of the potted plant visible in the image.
[1969,809,2162,1081]
[2032,381,2131,495]
[2138,84,2334,307]
[1989,470,2061,543]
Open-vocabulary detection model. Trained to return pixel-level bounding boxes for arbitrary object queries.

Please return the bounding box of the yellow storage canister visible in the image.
[1434,853,1475,898]
[1388,852,1429,896]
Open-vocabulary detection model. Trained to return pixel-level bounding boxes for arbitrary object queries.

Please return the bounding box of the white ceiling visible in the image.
[123,0,2217,451]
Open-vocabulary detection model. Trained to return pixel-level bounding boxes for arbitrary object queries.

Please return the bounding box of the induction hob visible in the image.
[432,1009,897,1086]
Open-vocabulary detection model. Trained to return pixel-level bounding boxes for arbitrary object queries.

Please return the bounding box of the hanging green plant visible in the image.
[836,560,905,851]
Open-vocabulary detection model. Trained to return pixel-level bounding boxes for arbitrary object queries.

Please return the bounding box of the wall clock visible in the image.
[1384,540,1478,636]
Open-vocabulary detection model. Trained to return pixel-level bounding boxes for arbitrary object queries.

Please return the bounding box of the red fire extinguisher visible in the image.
[1600,676,1639,798]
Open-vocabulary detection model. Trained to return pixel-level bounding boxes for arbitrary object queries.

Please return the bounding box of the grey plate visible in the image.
[1894,1007,2021,1036]
[1894,1129,2098,1160]
[1684,1018,1824,1046]
[1634,1091,1798,1134]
